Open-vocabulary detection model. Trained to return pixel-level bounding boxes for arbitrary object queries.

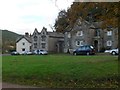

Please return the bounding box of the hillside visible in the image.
[0,30,22,53]
[1,30,22,42]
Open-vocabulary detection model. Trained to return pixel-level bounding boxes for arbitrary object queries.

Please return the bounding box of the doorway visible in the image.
[94,40,98,52]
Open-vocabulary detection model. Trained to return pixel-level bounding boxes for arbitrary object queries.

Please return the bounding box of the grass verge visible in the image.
[2,55,118,88]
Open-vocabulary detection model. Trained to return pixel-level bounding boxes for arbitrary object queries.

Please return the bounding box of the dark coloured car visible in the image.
[73,45,95,55]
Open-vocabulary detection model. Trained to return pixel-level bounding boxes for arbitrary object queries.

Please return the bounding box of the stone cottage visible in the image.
[64,18,118,53]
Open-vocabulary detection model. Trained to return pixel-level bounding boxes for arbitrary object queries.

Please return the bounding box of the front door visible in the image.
[94,40,98,52]
[59,41,64,53]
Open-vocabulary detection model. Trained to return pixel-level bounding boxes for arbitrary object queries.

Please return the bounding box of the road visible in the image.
[0,54,11,56]
[2,82,39,88]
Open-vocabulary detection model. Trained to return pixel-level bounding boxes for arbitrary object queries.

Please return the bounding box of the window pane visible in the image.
[81,46,85,50]
[76,41,80,46]
[41,43,46,48]
[23,42,25,45]
[107,31,112,36]
[76,31,83,36]
[34,43,37,48]
[41,36,46,41]
[86,46,90,50]
[34,36,37,41]
[78,47,82,50]
[107,41,112,46]
[76,41,83,46]
[80,41,83,46]
[22,48,25,51]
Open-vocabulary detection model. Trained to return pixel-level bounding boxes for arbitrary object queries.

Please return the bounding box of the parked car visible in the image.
[21,51,33,55]
[34,50,48,55]
[73,45,95,55]
[11,51,19,55]
[26,51,33,55]
[104,48,118,55]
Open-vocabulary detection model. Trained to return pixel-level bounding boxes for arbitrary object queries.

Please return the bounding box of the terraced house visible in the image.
[64,18,118,53]
[16,27,64,54]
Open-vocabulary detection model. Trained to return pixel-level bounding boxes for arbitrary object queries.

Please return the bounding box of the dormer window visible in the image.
[76,31,83,36]
[107,31,112,36]
[43,32,45,35]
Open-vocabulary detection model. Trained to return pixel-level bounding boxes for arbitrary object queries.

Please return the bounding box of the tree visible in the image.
[54,2,119,32]
[54,10,69,32]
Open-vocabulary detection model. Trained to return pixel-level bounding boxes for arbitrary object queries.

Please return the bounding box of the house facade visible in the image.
[64,18,118,53]
[16,35,32,54]
[16,27,64,53]
[16,20,118,54]
[31,27,64,52]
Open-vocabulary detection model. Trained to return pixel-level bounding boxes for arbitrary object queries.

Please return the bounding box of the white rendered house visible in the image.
[16,35,32,54]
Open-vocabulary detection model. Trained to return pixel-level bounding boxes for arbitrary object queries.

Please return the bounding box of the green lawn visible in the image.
[2,54,118,88]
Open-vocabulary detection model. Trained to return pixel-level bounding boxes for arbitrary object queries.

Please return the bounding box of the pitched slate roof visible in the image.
[48,31,64,38]
[16,35,32,43]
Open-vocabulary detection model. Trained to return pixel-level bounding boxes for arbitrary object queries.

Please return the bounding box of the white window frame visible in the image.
[107,31,112,36]
[76,31,83,36]
[107,40,112,46]
[68,33,71,38]
[76,41,80,46]
[76,41,83,46]
[78,20,81,25]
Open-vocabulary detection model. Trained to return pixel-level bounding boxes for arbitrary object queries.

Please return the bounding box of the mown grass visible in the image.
[2,54,118,88]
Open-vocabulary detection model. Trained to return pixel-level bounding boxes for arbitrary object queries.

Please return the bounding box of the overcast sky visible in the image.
[0,0,118,35]
[0,0,74,34]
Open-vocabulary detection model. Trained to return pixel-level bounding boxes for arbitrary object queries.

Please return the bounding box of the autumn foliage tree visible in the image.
[54,10,69,32]
[54,2,119,32]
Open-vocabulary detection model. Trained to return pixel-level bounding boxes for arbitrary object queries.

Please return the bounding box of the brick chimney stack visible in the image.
[25,32,29,37]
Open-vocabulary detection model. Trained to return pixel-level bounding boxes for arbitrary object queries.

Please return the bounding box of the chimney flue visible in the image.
[25,32,29,37]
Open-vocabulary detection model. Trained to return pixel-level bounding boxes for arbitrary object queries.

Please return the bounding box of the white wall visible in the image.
[16,38,31,54]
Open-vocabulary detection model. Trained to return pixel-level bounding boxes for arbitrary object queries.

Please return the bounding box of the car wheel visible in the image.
[73,52,77,55]
[111,51,116,55]
[87,52,90,55]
